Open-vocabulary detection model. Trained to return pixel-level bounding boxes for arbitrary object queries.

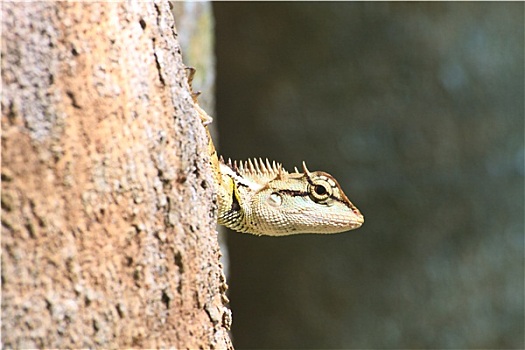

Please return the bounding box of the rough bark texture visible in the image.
[1,2,232,348]
[171,1,229,277]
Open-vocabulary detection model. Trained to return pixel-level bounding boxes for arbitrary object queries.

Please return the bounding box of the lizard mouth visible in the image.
[354,210,364,225]
[353,215,365,228]
[304,210,364,233]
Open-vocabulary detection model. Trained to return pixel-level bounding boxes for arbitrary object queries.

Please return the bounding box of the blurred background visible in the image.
[212,2,523,349]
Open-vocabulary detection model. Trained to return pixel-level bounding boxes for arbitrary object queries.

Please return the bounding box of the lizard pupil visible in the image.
[315,185,327,196]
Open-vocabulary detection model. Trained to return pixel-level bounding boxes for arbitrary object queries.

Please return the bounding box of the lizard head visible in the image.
[220,158,364,236]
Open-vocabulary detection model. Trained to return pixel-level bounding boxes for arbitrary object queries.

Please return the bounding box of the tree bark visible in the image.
[1,2,232,348]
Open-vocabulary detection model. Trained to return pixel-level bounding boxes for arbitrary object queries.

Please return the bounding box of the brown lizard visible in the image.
[187,68,364,236]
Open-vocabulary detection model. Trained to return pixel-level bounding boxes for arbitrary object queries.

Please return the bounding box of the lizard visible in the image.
[186,67,364,236]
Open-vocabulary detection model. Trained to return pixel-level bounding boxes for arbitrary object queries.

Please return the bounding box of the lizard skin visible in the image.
[187,68,364,236]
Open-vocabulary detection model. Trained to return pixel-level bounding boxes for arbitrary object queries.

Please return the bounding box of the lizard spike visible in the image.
[257,158,264,173]
[265,159,270,173]
[238,160,244,172]
[277,164,285,180]
[302,161,312,177]
[294,166,300,173]
[247,158,255,173]
[265,158,272,173]
[257,158,265,173]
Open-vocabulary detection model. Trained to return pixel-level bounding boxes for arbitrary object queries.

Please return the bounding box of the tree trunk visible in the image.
[1,2,232,348]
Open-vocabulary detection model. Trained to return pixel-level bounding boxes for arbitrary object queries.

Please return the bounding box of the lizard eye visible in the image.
[309,179,332,202]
